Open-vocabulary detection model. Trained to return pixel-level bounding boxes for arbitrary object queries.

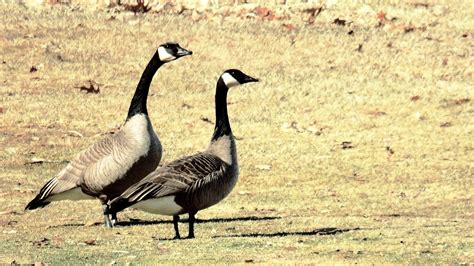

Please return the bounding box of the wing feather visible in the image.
[107,152,227,214]
[26,133,123,209]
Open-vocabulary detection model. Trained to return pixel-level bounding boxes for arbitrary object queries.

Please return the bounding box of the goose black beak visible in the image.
[244,75,259,83]
[177,47,193,57]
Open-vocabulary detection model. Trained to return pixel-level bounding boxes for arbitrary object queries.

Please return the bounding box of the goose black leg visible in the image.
[111,212,118,226]
[173,215,181,239]
[102,204,113,228]
[187,211,197,239]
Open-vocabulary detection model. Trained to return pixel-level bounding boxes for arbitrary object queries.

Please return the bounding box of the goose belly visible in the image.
[48,187,94,202]
[134,196,183,216]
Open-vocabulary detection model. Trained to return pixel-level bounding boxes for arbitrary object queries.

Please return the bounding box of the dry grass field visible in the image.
[1,1,473,264]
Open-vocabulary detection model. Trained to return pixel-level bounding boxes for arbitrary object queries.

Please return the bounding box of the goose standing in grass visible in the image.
[25,42,192,227]
[106,69,258,239]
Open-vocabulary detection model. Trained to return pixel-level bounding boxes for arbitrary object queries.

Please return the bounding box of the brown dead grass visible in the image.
[0,1,473,264]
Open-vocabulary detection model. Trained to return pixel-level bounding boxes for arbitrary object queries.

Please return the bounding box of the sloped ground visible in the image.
[0,2,472,264]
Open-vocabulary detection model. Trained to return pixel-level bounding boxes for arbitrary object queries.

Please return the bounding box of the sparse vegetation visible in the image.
[0,2,472,264]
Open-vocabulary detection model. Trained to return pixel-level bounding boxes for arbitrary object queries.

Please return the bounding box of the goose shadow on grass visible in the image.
[155,227,361,241]
[117,216,282,227]
[50,216,281,228]
[212,227,361,238]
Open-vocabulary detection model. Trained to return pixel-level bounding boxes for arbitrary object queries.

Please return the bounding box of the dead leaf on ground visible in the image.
[124,0,151,14]
[411,95,421,101]
[386,146,395,161]
[333,18,347,26]
[404,25,416,33]
[281,23,296,31]
[440,122,452,128]
[303,6,323,24]
[78,80,101,94]
[377,10,386,23]
[341,141,354,149]
[0,107,4,113]
[448,98,470,106]
[181,103,192,109]
[32,238,50,247]
[84,239,96,245]
[386,146,395,155]
[200,116,213,124]
[254,7,274,20]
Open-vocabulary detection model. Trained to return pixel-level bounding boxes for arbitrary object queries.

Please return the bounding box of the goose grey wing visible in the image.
[26,134,117,209]
[107,153,227,212]
[128,152,226,198]
[58,133,116,187]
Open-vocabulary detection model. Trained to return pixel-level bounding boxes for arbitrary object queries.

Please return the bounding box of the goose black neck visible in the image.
[211,78,231,141]
[126,52,164,120]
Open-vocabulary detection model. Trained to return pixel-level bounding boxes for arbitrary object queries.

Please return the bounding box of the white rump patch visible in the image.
[134,196,183,216]
[157,46,176,62]
[48,187,94,202]
[221,73,240,88]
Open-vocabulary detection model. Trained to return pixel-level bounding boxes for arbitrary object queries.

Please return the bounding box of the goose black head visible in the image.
[221,69,259,88]
[157,42,192,62]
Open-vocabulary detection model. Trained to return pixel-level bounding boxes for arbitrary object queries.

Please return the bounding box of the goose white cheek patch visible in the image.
[221,73,240,88]
[157,46,176,62]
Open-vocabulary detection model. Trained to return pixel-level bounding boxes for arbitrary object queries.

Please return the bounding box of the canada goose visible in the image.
[106,69,258,239]
[25,42,192,227]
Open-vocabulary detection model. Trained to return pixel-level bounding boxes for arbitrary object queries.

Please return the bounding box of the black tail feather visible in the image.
[25,195,50,210]
[25,177,57,210]
[106,197,134,215]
